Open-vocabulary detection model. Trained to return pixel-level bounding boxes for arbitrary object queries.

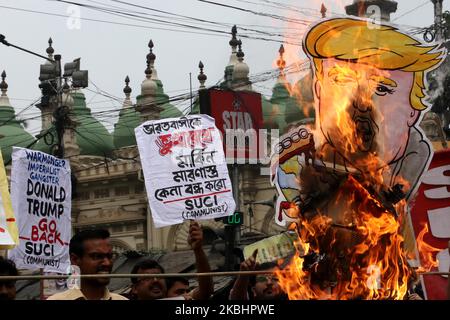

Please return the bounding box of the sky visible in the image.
[0,0,449,135]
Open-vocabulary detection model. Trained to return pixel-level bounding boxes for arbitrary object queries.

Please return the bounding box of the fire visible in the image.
[271,5,443,301]
[415,223,440,273]
[276,176,411,300]
[274,35,412,299]
[273,52,438,297]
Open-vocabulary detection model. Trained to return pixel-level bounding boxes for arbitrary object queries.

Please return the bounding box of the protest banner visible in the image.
[135,115,236,228]
[0,149,18,249]
[409,149,450,300]
[199,89,264,163]
[243,231,297,265]
[8,147,71,273]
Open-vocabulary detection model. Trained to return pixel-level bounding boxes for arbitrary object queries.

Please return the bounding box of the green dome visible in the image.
[72,92,114,157]
[262,94,287,132]
[35,92,115,157]
[219,65,234,89]
[160,103,182,119]
[292,72,316,120]
[0,101,35,164]
[271,82,305,132]
[191,97,200,115]
[136,79,182,119]
[155,80,182,119]
[113,106,140,149]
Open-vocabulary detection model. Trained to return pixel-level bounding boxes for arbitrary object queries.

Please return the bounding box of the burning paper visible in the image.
[270,17,445,300]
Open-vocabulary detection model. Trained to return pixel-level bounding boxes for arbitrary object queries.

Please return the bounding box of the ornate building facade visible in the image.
[0,25,305,254]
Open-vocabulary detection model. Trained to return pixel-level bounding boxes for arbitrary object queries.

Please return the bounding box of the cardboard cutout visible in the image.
[270,17,445,300]
[0,149,18,249]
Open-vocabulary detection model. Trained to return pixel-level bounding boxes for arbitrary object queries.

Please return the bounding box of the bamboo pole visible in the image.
[0,270,449,281]
[0,270,274,281]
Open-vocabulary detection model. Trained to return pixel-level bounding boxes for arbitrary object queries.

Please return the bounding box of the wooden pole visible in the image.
[1,270,449,281]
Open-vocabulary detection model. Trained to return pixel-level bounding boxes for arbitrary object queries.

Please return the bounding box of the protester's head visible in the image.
[69,229,114,286]
[166,276,190,298]
[304,18,443,167]
[0,256,18,300]
[131,259,167,300]
[250,263,284,300]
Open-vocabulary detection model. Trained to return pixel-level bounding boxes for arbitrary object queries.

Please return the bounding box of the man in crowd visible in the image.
[229,250,286,300]
[166,276,190,298]
[47,229,127,300]
[131,220,213,300]
[0,256,17,300]
[130,259,167,300]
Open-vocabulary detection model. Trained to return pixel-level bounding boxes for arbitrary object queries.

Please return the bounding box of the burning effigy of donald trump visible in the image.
[270,17,445,300]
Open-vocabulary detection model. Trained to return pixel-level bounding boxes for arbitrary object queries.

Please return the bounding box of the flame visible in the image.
[271,3,428,300]
[276,176,411,300]
[273,66,412,298]
[415,223,440,273]
[273,59,412,299]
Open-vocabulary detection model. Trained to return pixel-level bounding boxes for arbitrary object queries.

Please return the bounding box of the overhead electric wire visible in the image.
[392,0,431,22]
[1,1,426,46]
[1,1,315,131]
[52,0,298,44]
[6,0,425,51]
[98,0,302,41]
[245,0,427,32]
[0,4,230,39]
[89,0,310,34]
[200,0,425,33]
[107,0,298,39]
[198,0,317,26]
[231,0,324,17]
[1,58,309,127]
[56,0,231,35]
[81,59,310,119]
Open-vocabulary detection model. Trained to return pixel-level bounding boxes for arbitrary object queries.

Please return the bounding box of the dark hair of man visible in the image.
[130,259,165,284]
[166,276,189,290]
[69,229,110,257]
[0,257,18,277]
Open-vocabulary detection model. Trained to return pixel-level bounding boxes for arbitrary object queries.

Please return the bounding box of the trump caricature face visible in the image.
[316,58,420,169]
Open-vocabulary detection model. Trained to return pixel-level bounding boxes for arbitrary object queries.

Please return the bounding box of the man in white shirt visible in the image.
[47,229,127,300]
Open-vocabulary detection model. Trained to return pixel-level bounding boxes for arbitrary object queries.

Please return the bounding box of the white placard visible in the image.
[135,115,235,228]
[0,149,16,248]
[8,148,71,273]
[0,189,14,246]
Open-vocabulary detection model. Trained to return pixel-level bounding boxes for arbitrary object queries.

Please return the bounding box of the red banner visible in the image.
[206,89,264,162]
[409,149,450,300]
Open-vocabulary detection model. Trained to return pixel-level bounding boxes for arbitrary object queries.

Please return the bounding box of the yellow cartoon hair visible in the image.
[304,18,444,110]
